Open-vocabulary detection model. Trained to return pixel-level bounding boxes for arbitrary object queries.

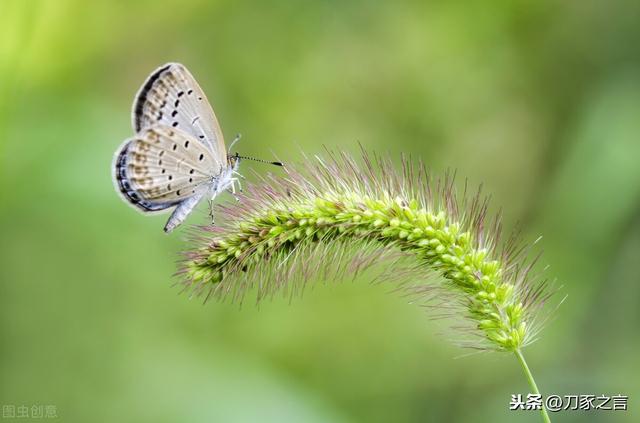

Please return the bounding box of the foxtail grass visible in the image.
[179,149,558,422]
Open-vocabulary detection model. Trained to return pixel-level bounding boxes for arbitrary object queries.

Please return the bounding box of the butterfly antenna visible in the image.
[228,133,242,151]
[236,154,283,167]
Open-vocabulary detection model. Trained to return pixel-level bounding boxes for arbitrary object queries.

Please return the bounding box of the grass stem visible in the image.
[515,349,551,423]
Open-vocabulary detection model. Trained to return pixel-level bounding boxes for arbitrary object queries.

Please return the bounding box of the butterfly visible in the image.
[113,62,279,233]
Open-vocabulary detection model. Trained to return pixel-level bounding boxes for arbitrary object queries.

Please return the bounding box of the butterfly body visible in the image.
[113,63,239,232]
[163,154,241,233]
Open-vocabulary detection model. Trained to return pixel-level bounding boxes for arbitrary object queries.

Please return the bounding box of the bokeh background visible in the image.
[1,1,639,422]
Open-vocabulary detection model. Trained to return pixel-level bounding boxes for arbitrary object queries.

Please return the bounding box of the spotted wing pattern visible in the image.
[114,125,217,215]
[132,62,227,173]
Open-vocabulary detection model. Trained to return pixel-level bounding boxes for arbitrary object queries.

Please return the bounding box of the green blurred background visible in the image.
[1,0,639,422]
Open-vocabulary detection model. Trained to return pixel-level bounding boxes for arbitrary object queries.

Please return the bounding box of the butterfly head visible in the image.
[227,152,241,170]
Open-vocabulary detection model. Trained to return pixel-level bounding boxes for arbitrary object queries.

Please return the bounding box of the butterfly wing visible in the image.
[132,62,227,170]
[113,125,219,231]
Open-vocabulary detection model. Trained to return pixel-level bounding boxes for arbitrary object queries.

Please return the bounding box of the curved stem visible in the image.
[515,349,551,423]
[186,189,531,350]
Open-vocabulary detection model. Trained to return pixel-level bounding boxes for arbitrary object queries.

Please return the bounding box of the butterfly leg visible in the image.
[208,199,215,224]
[232,171,244,192]
[227,178,241,201]
[226,191,241,202]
